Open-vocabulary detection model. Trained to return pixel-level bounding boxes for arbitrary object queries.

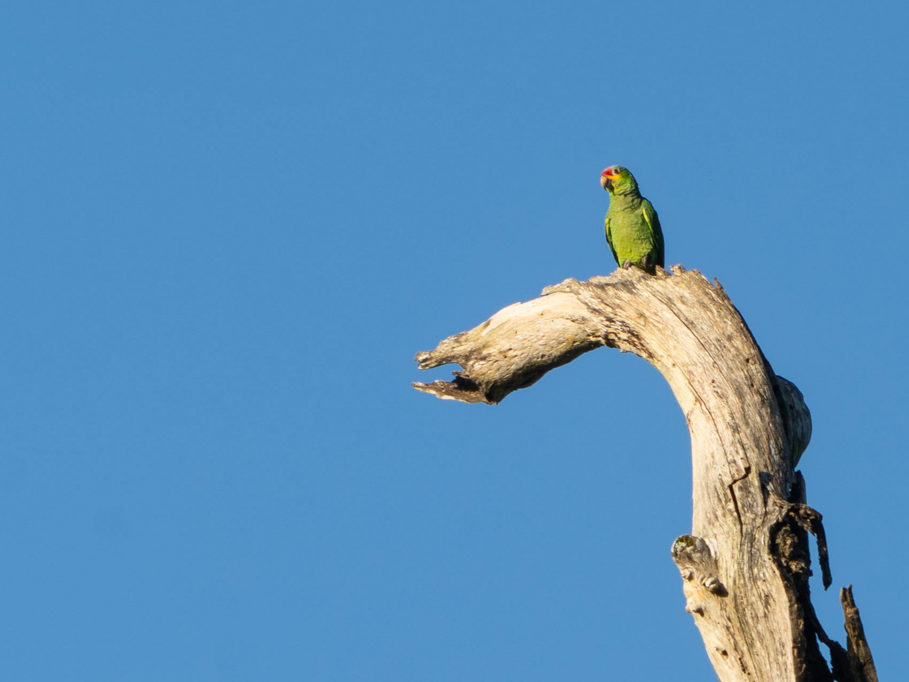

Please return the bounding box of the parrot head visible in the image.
[600,166,639,195]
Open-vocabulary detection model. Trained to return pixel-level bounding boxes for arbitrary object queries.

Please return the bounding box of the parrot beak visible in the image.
[600,172,612,191]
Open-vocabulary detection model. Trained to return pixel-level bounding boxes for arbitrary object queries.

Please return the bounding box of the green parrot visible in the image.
[600,165,664,274]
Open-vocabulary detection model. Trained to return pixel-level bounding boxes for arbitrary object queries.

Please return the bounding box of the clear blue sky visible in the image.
[1,2,907,679]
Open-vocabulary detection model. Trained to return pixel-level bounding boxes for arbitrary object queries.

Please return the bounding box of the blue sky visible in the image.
[1,1,907,679]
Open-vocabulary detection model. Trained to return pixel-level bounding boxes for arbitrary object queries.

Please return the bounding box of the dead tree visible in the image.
[412,267,876,682]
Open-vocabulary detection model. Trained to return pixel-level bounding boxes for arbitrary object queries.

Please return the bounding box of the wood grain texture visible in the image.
[413,266,875,681]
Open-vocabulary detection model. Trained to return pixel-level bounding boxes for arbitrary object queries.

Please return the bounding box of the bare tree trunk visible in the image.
[412,267,876,682]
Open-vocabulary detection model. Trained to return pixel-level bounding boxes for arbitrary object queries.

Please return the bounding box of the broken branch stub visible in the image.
[414,289,603,403]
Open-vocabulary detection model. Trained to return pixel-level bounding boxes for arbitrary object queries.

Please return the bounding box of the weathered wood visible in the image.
[413,266,875,681]
[841,586,878,682]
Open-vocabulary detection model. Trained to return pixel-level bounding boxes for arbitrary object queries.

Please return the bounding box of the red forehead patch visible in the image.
[601,168,612,177]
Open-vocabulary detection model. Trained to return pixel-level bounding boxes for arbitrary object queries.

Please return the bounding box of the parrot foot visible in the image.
[621,260,634,269]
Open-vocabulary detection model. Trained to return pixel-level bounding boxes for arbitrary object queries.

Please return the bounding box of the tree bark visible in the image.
[413,267,876,682]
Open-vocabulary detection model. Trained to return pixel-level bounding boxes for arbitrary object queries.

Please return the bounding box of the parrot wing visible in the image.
[641,200,665,268]
[604,217,619,265]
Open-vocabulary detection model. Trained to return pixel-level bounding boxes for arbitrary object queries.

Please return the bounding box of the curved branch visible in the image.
[413,266,874,681]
